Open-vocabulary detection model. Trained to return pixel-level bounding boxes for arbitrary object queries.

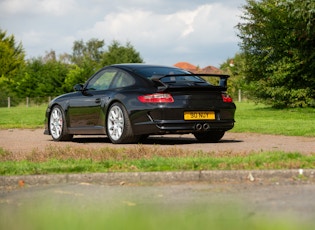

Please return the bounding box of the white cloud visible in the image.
[0,0,245,67]
[80,3,238,42]
[0,0,77,16]
[167,8,198,38]
[76,3,240,66]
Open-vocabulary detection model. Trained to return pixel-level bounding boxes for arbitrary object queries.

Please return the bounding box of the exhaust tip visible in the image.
[203,123,210,130]
[195,123,202,131]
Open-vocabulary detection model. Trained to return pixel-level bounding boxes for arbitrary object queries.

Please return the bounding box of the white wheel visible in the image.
[107,105,125,141]
[106,103,140,144]
[49,105,72,141]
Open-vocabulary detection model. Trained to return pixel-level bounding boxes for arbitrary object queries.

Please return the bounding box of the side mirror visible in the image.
[73,84,83,91]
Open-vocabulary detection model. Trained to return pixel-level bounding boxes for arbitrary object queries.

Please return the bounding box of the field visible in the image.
[0,102,314,175]
[0,105,45,129]
[233,103,315,136]
[1,103,315,230]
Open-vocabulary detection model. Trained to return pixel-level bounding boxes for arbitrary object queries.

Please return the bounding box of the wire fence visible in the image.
[0,96,55,108]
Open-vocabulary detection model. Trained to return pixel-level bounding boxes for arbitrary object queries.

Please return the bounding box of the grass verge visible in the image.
[1,145,314,175]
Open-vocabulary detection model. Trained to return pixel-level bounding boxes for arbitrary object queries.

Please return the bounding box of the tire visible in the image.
[106,103,140,144]
[49,105,73,141]
[194,131,225,143]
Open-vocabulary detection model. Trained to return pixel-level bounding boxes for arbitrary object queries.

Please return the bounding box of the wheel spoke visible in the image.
[50,107,63,139]
[107,105,124,141]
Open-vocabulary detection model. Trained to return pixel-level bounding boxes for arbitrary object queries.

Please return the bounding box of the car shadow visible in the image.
[71,135,243,145]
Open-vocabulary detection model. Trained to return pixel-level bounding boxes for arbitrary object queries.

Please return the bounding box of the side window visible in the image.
[111,71,135,89]
[86,69,117,90]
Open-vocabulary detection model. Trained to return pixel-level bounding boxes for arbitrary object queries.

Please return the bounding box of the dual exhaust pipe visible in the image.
[195,123,210,131]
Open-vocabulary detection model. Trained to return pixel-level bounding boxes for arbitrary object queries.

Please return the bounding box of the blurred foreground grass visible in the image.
[1,201,313,230]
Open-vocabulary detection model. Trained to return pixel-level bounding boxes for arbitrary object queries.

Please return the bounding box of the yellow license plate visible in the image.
[184,111,215,120]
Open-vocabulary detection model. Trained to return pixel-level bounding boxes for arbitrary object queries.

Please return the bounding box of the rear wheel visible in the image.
[49,105,73,141]
[194,131,225,143]
[106,103,140,144]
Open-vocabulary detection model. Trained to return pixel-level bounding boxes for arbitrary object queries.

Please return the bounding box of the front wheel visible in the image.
[49,105,73,141]
[194,131,225,143]
[106,103,140,144]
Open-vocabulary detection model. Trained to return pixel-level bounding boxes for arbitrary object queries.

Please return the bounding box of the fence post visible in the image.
[8,97,10,108]
[238,89,242,102]
[26,97,29,107]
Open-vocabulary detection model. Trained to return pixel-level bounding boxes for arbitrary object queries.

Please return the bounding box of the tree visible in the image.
[0,29,25,105]
[220,53,247,100]
[237,0,315,108]
[101,40,143,66]
[0,30,25,79]
[71,38,105,69]
[2,35,144,104]
[63,65,88,92]
[68,38,106,88]
[14,52,71,100]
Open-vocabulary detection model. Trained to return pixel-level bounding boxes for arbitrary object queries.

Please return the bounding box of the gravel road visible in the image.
[0,129,314,154]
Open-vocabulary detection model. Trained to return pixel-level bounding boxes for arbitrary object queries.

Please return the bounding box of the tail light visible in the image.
[222,93,233,103]
[138,93,174,103]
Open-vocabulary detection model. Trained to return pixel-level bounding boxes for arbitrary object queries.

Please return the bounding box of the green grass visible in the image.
[1,201,313,230]
[1,102,314,136]
[0,102,315,176]
[1,145,314,175]
[233,102,315,136]
[0,105,46,129]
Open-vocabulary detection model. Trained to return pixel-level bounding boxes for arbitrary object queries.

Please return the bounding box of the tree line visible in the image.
[224,0,315,108]
[1,0,314,108]
[0,36,143,106]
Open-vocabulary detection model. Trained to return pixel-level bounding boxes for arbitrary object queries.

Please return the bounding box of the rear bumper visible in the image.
[133,120,235,135]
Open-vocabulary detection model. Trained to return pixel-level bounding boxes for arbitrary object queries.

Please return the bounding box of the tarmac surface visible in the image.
[1,169,315,190]
[1,173,315,227]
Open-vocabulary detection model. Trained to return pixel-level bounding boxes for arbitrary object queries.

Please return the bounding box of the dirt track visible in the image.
[0,129,314,154]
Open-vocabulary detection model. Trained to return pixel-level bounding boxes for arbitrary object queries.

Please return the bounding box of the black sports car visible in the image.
[44,64,236,144]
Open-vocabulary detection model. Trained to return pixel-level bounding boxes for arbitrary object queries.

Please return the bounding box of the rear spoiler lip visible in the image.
[151,73,230,92]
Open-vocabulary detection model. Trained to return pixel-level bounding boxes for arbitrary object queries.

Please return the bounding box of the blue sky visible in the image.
[0,0,245,67]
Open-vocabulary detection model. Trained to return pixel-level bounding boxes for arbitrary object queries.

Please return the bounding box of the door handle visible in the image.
[95,98,101,104]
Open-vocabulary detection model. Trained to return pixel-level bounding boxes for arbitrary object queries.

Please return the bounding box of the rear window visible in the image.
[133,67,188,77]
[134,67,206,84]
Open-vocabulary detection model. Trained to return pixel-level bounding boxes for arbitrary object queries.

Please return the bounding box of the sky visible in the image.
[0,0,245,68]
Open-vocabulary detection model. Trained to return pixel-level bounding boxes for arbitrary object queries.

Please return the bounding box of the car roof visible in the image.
[109,63,183,72]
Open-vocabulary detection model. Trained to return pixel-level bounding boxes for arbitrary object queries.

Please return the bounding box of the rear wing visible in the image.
[151,74,230,91]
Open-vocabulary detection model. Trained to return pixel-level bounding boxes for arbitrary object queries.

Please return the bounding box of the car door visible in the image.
[67,68,118,133]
